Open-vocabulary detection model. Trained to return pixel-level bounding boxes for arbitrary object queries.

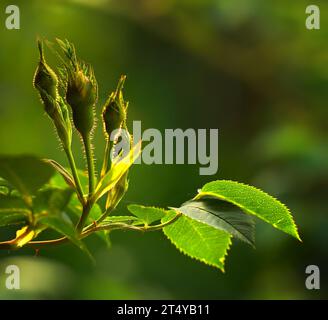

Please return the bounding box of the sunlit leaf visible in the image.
[127,204,166,225]
[196,180,300,240]
[162,210,232,271]
[175,197,255,247]
[94,141,141,201]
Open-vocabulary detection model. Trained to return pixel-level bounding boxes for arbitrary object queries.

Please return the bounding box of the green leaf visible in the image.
[175,197,255,247]
[127,204,166,225]
[39,214,93,260]
[95,215,145,247]
[0,155,54,204]
[34,188,73,215]
[197,180,300,240]
[0,194,29,227]
[94,141,141,201]
[32,183,87,245]
[162,210,232,271]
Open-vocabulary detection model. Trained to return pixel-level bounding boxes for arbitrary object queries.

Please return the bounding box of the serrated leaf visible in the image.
[197,180,300,240]
[127,205,166,225]
[94,141,141,201]
[0,155,54,205]
[162,210,232,271]
[176,197,255,247]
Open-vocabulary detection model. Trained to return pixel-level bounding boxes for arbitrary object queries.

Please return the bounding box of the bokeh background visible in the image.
[0,0,327,299]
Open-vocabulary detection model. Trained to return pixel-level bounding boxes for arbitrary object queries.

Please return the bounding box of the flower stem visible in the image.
[83,135,96,196]
[64,146,85,204]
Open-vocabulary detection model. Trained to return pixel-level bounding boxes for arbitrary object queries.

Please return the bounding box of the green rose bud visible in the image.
[102,75,127,139]
[66,68,97,138]
[33,40,72,148]
[33,40,59,118]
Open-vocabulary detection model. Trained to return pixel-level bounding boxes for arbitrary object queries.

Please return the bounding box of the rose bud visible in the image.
[102,75,127,139]
[66,67,97,138]
[33,39,59,118]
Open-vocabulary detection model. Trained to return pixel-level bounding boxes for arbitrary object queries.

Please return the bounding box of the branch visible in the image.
[0,211,181,250]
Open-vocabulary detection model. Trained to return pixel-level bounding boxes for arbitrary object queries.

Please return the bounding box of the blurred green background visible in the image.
[0,0,327,299]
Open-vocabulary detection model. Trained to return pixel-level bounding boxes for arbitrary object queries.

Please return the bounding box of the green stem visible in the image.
[83,135,96,195]
[0,212,182,249]
[85,211,181,234]
[64,147,85,204]
[76,199,93,233]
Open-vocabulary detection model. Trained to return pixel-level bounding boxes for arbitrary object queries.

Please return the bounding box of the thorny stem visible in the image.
[83,134,96,196]
[76,134,96,233]
[0,211,181,250]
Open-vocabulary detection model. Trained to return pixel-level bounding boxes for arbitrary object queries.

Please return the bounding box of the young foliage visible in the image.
[127,204,166,225]
[0,38,301,272]
[162,210,232,271]
[174,198,255,247]
[196,180,301,241]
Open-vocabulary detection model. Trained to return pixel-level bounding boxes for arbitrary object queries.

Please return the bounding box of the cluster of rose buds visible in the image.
[33,38,130,211]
